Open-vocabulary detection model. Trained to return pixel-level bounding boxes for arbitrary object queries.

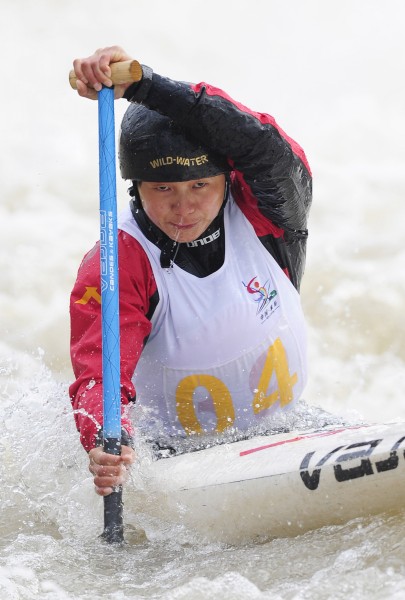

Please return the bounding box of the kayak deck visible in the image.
[134,422,405,542]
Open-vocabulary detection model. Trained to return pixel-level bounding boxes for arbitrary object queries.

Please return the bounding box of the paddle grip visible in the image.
[69,59,143,90]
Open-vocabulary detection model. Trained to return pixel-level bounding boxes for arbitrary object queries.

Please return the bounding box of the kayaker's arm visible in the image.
[69,230,157,452]
[123,68,312,288]
[124,72,312,236]
[71,46,312,236]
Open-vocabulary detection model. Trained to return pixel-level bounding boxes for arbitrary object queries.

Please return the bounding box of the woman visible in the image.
[70,46,312,495]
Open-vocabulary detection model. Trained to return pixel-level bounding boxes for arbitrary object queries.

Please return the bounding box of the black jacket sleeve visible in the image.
[124,69,312,289]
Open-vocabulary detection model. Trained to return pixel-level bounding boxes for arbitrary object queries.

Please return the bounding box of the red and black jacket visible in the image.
[69,68,312,451]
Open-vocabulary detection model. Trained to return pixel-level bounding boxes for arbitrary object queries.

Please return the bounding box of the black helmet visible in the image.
[119,103,230,182]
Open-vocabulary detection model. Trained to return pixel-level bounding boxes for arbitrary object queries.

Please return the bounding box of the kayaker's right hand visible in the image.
[72,45,134,100]
[88,444,135,496]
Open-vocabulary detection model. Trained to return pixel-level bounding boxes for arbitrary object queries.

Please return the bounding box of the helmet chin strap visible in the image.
[128,175,231,270]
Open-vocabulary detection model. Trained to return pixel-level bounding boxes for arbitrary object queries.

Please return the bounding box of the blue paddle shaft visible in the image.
[98,86,121,443]
[98,86,123,543]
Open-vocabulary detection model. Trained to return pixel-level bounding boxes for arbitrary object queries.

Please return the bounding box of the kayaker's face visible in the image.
[138,175,226,243]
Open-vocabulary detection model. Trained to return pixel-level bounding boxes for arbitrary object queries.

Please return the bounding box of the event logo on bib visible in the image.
[242,276,278,321]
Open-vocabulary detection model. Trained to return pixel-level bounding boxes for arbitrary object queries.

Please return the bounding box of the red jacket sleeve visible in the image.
[69,229,157,451]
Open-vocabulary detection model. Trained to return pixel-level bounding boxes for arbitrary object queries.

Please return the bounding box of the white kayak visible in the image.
[138,421,405,542]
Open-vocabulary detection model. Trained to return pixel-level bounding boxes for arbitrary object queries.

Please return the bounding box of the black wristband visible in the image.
[123,64,154,103]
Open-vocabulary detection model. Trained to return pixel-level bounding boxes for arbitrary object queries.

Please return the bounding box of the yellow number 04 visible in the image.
[175,338,297,435]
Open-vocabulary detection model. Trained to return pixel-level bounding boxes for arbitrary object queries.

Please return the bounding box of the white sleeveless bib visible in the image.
[119,196,307,441]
